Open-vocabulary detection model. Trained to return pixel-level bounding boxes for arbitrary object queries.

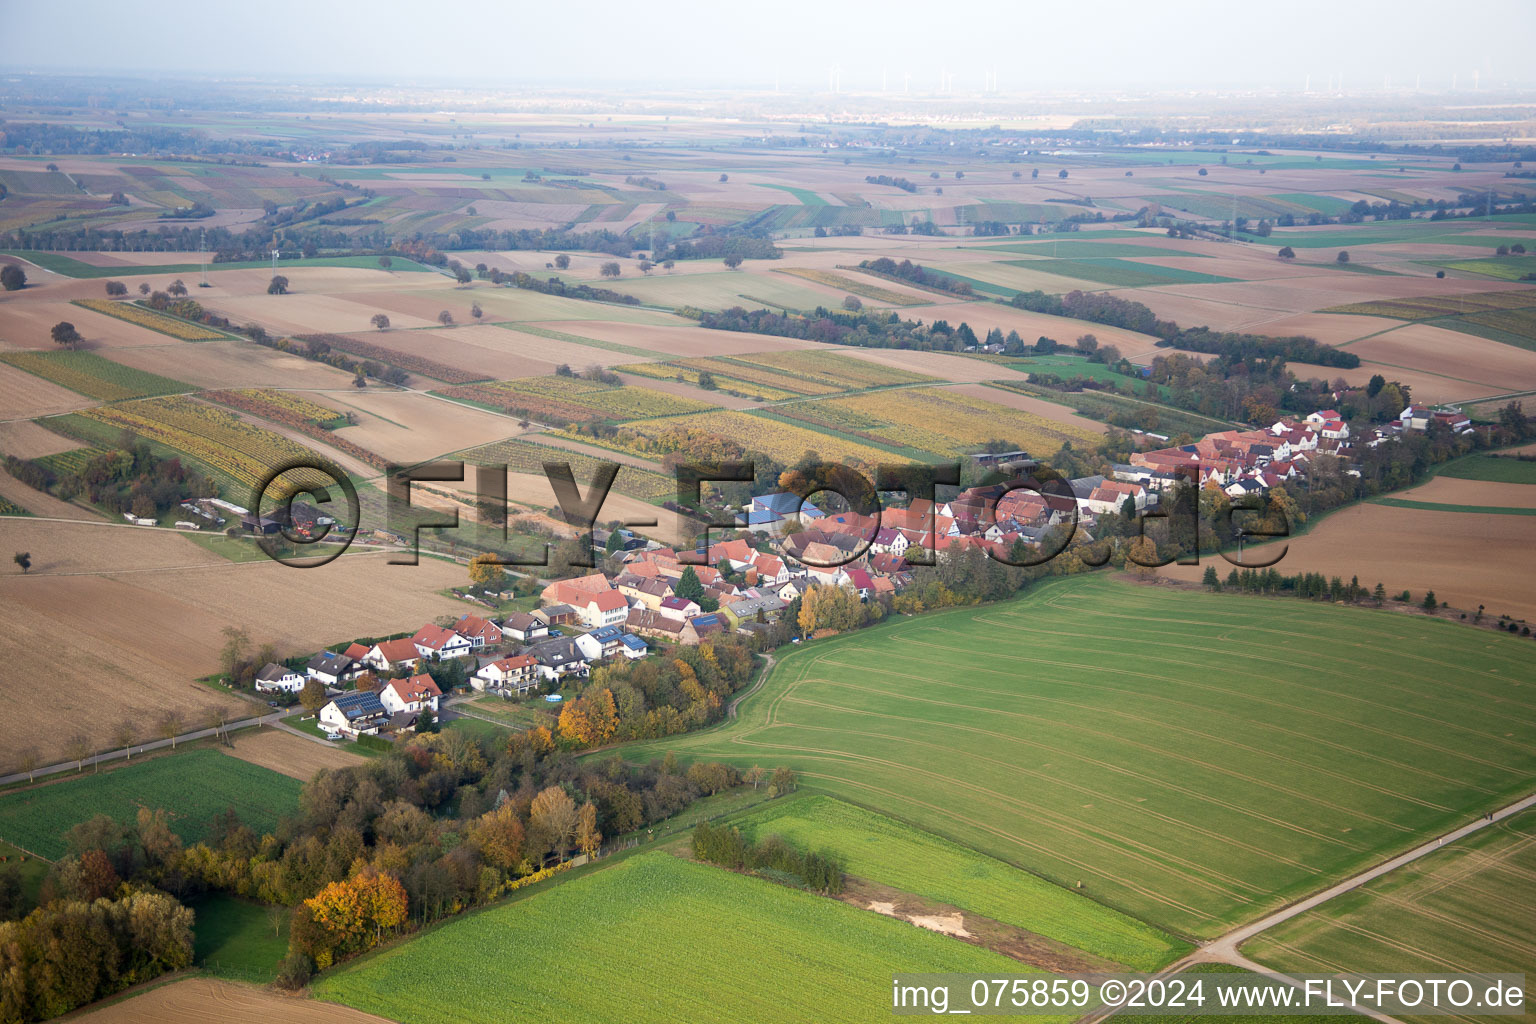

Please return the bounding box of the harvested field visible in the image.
[1391,475,1536,509]
[64,978,393,1024]
[952,382,1107,434]
[0,519,466,766]
[1344,323,1536,395]
[612,370,760,410]
[530,320,819,358]
[839,346,1031,383]
[1156,503,1536,623]
[210,292,441,335]
[319,389,520,463]
[0,298,198,350]
[363,285,680,326]
[222,727,365,781]
[432,472,692,546]
[0,418,78,458]
[0,467,99,520]
[107,341,359,390]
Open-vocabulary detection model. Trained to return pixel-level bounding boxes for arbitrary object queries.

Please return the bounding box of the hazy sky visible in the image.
[3,0,1534,93]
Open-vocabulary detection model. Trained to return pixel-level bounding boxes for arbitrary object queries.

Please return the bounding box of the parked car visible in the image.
[324,732,344,741]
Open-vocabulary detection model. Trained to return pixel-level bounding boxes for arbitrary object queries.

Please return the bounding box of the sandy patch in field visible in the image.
[0,361,99,418]
[530,320,819,358]
[950,383,1106,434]
[0,521,467,765]
[1155,503,1536,623]
[0,419,79,458]
[209,293,440,335]
[321,390,520,464]
[64,978,392,1024]
[108,341,358,389]
[222,728,365,781]
[1392,476,1536,509]
[1346,323,1536,394]
[0,469,101,520]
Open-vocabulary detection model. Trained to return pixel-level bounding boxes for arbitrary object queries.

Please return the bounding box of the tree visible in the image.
[722,255,743,270]
[1336,251,1350,264]
[167,279,188,297]
[1277,246,1295,259]
[1421,590,1438,613]
[15,746,38,782]
[470,302,483,321]
[1198,167,1208,176]
[300,678,328,712]
[637,260,654,275]
[51,321,83,349]
[530,785,579,861]
[768,766,797,796]
[554,253,571,270]
[112,721,135,760]
[268,275,289,295]
[13,551,30,574]
[1202,566,1220,590]
[138,282,150,295]
[696,370,717,390]
[675,566,704,602]
[437,310,454,326]
[370,313,390,331]
[468,552,506,592]
[67,733,90,772]
[378,255,393,271]
[841,295,862,311]
[575,802,602,858]
[600,261,621,278]
[453,266,473,285]
[662,260,675,272]
[220,626,250,681]
[718,173,729,182]
[0,264,25,291]
[158,709,184,748]
[469,803,525,870]
[104,280,128,297]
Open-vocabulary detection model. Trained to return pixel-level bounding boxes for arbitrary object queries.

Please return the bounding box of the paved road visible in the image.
[1085,789,1536,1024]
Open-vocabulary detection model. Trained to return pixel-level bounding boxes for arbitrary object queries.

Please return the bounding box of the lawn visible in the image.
[1243,809,1536,1001]
[0,748,302,860]
[442,716,513,743]
[0,840,48,910]
[189,892,289,981]
[1437,454,1536,484]
[616,575,1536,940]
[314,851,1025,1024]
[733,793,1186,969]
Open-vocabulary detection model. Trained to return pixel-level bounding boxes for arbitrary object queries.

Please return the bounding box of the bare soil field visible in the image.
[0,520,467,765]
[364,285,681,326]
[0,418,79,457]
[1345,322,1536,394]
[0,468,100,520]
[1242,312,1403,345]
[529,320,819,358]
[222,728,365,780]
[0,361,100,417]
[838,347,1029,384]
[0,300,190,351]
[210,293,440,335]
[323,390,519,463]
[1390,475,1536,509]
[954,383,1106,434]
[1156,503,1536,623]
[109,341,357,390]
[65,978,392,1024]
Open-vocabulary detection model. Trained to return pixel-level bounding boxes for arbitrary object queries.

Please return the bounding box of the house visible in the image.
[254,662,305,694]
[474,654,540,696]
[411,624,475,661]
[776,577,813,603]
[1399,405,1431,431]
[540,572,613,608]
[616,573,672,610]
[749,552,790,585]
[844,568,876,599]
[721,589,787,626]
[657,595,701,621]
[617,633,649,659]
[453,614,502,649]
[575,624,627,662]
[681,614,728,644]
[577,588,631,629]
[305,651,356,687]
[532,604,579,628]
[380,674,442,716]
[870,527,910,557]
[501,611,548,645]
[319,691,389,737]
[627,607,686,642]
[343,642,372,663]
[524,638,590,682]
[363,638,424,674]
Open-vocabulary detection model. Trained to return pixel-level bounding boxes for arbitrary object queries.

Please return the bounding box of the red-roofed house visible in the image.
[381,674,442,715]
[411,624,474,660]
[453,614,502,649]
[364,638,424,673]
[474,654,539,696]
[577,588,631,629]
[343,642,371,662]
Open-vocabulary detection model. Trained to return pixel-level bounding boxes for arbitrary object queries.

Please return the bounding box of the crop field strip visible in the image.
[616,575,1536,939]
[0,749,302,861]
[72,298,229,341]
[455,435,675,501]
[611,408,904,468]
[292,332,490,384]
[1002,257,1239,289]
[315,851,1029,1024]
[0,350,191,402]
[619,349,935,400]
[205,389,388,471]
[439,374,716,423]
[772,267,928,305]
[1324,291,1536,321]
[1243,809,1536,1024]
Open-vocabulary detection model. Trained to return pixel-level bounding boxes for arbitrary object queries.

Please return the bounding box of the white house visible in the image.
[254,662,305,694]
[474,654,540,696]
[577,589,631,629]
[501,612,548,645]
[380,674,442,715]
[452,614,502,649]
[363,638,424,674]
[411,624,475,661]
[319,691,389,737]
[304,651,357,687]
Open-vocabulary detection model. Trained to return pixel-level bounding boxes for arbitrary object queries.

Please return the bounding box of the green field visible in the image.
[616,575,1536,940]
[0,250,435,279]
[1369,497,1536,515]
[0,350,190,402]
[1428,256,1536,281]
[1009,258,1237,288]
[0,748,302,860]
[315,851,1024,1024]
[1243,809,1536,1009]
[1438,454,1536,484]
[734,794,1185,969]
[972,240,1209,259]
[190,892,289,981]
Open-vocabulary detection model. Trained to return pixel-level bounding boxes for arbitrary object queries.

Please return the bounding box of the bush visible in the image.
[276,950,314,990]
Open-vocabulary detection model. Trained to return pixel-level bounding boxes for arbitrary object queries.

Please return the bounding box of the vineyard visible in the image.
[79,395,342,492]
[773,267,926,305]
[0,496,28,516]
[207,389,387,470]
[455,436,674,501]
[441,375,715,424]
[1462,307,1536,342]
[72,298,228,341]
[617,350,931,400]
[775,386,1100,457]
[0,350,190,402]
[34,445,112,477]
[294,333,489,384]
[1324,290,1536,320]
[616,361,801,401]
[618,409,897,467]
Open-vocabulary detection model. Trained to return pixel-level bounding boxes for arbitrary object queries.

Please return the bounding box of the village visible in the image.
[238,399,1474,744]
